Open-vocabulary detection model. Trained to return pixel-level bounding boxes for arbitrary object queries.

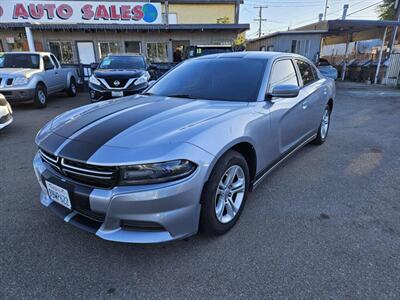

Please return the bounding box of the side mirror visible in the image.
[267,84,300,99]
[90,62,98,70]
[148,64,158,70]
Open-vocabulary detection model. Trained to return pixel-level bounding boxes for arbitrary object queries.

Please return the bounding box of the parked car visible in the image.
[0,52,78,108]
[186,45,232,58]
[33,52,335,243]
[317,58,338,80]
[88,54,151,102]
[0,93,13,130]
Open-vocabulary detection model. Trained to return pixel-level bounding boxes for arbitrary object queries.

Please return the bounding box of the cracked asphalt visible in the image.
[1,82,399,299]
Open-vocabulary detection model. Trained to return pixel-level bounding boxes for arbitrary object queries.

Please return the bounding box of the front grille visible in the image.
[39,149,119,188]
[105,78,129,88]
[6,78,13,86]
[0,113,12,124]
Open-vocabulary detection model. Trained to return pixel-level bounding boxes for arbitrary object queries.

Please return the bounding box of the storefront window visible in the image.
[146,42,169,63]
[98,42,120,59]
[48,41,75,64]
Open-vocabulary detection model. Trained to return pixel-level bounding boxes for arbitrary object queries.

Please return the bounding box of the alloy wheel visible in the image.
[320,109,330,139]
[214,165,246,224]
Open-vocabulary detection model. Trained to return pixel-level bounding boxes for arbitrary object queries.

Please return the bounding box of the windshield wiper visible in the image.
[165,94,198,99]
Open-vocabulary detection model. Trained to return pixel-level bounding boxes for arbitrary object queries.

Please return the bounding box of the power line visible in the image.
[346,1,383,16]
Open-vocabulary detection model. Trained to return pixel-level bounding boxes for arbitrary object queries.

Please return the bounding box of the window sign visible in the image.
[0,1,162,24]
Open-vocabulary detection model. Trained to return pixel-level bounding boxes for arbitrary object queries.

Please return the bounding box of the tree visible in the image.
[377,0,397,20]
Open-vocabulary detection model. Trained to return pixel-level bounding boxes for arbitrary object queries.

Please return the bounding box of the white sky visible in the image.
[240,0,383,38]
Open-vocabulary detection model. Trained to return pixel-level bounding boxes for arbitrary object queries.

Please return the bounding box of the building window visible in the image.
[48,41,75,64]
[146,42,169,63]
[125,41,141,54]
[98,42,120,59]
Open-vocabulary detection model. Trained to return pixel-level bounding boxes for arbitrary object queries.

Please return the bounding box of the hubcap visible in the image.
[320,109,330,139]
[215,165,246,224]
[38,90,46,104]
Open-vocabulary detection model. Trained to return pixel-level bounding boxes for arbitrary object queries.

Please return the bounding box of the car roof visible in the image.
[195,51,306,60]
[0,51,51,55]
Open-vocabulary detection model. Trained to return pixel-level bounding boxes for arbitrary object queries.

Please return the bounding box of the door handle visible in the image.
[302,101,308,109]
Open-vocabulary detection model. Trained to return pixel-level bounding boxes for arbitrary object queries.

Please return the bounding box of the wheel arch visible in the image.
[204,139,258,187]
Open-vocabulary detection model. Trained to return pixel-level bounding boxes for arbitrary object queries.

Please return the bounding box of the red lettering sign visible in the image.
[13,4,29,19]
[28,4,44,19]
[94,5,110,20]
[132,5,143,21]
[81,4,94,20]
[56,4,73,19]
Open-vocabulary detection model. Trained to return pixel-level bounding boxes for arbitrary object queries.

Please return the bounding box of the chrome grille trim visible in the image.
[39,150,60,171]
[39,149,58,164]
[62,168,113,180]
[61,158,114,176]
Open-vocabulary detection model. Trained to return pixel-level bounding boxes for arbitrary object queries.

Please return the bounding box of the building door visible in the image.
[125,41,141,54]
[77,42,96,64]
[172,40,190,62]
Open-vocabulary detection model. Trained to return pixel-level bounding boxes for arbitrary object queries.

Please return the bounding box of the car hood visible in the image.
[0,68,40,77]
[94,69,145,79]
[38,95,248,161]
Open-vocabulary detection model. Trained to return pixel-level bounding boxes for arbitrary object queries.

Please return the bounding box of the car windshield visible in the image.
[0,53,40,69]
[147,58,266,102]
[98,56,146,70]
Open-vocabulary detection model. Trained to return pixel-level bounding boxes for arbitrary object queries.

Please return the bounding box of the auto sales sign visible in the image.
[0,0,162,24]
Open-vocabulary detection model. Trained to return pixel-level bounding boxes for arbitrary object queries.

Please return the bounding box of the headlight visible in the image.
[13,76,29,86]
[134,72,150,85]
[6,102,12,114]
[119,159,196,185]
[89,75,101,85]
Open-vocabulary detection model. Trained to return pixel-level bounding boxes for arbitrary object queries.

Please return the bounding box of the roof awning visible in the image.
[0,22,249,32]
[301,20,400,45]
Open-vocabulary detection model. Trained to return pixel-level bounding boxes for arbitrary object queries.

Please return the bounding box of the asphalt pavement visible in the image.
[1,83,399,299]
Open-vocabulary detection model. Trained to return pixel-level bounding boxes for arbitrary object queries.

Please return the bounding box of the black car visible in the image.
[88,54,152,102]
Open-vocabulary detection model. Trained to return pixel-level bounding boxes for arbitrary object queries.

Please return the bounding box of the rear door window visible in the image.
[296,60,315,86]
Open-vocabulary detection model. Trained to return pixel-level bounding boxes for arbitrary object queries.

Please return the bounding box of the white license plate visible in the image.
[45,181,72,210]
[111,91,124,97]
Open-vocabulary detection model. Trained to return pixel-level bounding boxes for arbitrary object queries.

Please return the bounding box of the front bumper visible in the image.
[88,82,147,102]
[0,88,35,102]
[33,152,205,243]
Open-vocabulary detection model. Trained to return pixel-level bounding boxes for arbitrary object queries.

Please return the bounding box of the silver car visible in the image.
[33,52,335,243]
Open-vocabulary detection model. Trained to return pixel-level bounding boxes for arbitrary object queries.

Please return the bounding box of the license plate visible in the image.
[111,91,123,97]
[45,181,72,210]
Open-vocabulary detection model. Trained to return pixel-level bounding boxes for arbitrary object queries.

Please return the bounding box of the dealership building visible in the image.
[0,0,249,64]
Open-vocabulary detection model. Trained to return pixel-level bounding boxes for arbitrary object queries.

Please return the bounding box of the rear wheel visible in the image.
[200,150,249,235]
[34,83,47,109]
[312,105,331,145]
[66,78,77,97]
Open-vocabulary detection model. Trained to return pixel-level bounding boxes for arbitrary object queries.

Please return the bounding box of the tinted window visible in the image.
[147,58,267,102]
[99,56,145,70]
[43,56,54,70]
[50,54,60,68]
[0,53,40,69]
[268,59,298,92]
[296,60,315,85]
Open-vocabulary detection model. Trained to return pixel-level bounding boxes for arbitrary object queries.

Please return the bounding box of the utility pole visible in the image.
[254,6,267,38]
[342,4,349,20]
[323,0,329,21]
[388,0,400,53]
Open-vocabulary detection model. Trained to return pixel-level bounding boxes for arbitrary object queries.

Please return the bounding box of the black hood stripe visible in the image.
[53,97,141,138]
[57,99,189,162]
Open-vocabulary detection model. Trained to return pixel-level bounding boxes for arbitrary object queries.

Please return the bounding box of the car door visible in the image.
[294,59,326,136]
[42,55,58,94]
[50,54,64,91]
[267,58,307,156]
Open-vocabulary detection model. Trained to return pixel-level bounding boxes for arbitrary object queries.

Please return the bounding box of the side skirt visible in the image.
[251,133,317,190]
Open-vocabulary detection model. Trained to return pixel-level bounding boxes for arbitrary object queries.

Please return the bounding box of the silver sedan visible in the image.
[33,52,335,243]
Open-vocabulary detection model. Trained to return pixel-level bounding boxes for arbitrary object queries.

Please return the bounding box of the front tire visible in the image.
[200,150,250,235]
[312,105,331,145]
[34,83,47,109]
[66,78,77,97]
